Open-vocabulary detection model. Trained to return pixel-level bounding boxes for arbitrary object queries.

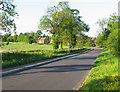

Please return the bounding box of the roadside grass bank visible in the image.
[2,48,89,69]
[80,49,118,91]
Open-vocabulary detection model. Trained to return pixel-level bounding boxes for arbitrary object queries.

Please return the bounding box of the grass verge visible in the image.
[2,48,89,69]
[1,42,68,51]
[80,49,118,91]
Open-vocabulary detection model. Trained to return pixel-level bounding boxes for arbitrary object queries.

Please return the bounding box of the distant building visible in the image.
[37,37,49,44]
[90,37,96,42]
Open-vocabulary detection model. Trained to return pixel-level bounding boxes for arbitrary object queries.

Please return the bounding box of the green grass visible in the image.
[80,49,118,91]
[1,42,68,51]
[1,42,89,68]
[2,48,89,69]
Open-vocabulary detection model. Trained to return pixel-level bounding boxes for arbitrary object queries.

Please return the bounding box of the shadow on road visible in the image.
[35,64,93,72]
[6,64,93,77]
[71,56,97,60]
[3,56,98,77]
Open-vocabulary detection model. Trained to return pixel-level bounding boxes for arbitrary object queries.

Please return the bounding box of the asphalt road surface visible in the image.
[2,48,102,90]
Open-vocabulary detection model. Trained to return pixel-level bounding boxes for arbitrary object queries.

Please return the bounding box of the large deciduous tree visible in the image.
[36,30,42,40]
[2,33,11,42]
[0,0,18,33]
[39,1,89,49]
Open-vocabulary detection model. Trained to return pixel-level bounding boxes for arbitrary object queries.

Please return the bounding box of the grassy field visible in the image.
[2,48,89,68]
[80,49,118,91]
[1,42,68,51]
[1,42,89,68]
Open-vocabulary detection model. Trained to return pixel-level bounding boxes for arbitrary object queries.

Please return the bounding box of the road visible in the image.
[2,48,102,90]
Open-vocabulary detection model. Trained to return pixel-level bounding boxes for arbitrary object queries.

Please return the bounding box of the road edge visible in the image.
[76,48,103,90]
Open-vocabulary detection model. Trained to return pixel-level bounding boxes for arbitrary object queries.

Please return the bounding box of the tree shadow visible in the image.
[7,64,93,76]
[2,52,49,68]
[72,56,97,60]
[35,64,93,72]
[2,48,90,69]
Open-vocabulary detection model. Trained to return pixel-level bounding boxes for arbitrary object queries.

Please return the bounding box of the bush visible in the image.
[85,38,95,47]
[6,41,9,45]
[107,29,118,56]
[95,33,104,48]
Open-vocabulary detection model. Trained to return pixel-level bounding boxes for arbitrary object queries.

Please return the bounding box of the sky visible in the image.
[13,0,118,37]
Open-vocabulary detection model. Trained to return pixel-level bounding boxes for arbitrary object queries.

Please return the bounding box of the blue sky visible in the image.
[13,0,118,37]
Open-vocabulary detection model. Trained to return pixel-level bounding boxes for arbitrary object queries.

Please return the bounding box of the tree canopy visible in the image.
[0,0,18,33]
[38,1,89,49]
[95,13,119,56]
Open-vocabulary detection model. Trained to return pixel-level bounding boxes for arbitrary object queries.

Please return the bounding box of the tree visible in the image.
[96,13,119,57]
[17,33,24,42]
[95,28,111,48]
[76,35,88,47]
[77,35,94,48]
[107,13,118,32]
[39,1,89,49]
[85,38,95,47]
[0,0,18,33]
[107,29,118,56]
[29,32,36,42]
[23,33,33,44]
[13,34,18,42]
[7,36,14,42]
[96,13,117,48]
[2,33,11,42]
[96,18,107,33]
[17,32,35,44]
[96,30,111,48]
[106,14,118,56]
[57,6,89,48]
[28,36,33,44]
[36,30,42,38]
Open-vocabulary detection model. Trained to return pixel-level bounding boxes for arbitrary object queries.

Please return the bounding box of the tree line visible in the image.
[2,31,95,47]
[95,13,119,57]
[2,30,43,44]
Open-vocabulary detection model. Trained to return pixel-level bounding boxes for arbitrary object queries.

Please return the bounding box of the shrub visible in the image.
[6,41,9,45]
[107,29,118,57]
